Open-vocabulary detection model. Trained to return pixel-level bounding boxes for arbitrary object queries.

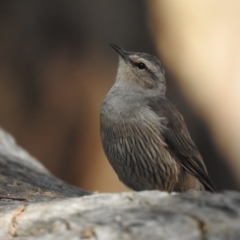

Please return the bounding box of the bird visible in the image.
[100,44,215,192]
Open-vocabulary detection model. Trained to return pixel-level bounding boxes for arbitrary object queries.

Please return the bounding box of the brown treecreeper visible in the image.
[100,44,215,192]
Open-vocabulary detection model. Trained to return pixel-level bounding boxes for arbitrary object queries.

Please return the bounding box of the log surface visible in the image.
[0,127,239,240]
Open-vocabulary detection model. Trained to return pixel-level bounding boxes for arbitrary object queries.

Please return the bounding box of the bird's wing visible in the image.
[149,99,216,192]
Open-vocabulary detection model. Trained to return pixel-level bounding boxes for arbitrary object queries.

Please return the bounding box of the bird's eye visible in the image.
[137,62,147,70]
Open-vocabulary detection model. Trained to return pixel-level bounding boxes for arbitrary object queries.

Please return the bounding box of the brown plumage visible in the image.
[100,44,215,192]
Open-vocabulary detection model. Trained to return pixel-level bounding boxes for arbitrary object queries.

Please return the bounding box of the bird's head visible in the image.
[110,44,166,95]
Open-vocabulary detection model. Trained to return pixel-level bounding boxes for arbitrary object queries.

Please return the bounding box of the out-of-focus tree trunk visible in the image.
[147,0,240,185]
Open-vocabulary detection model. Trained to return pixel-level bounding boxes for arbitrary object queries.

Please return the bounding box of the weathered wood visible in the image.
[0,127,90,202]
[0,127,239,240]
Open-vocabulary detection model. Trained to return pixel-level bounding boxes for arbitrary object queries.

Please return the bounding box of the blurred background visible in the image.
[0,0,239,192]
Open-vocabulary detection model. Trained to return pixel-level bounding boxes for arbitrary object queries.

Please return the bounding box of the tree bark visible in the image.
[0,127,239,240]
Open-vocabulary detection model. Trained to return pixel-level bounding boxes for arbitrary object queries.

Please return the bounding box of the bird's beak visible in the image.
[110,44,129,62]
